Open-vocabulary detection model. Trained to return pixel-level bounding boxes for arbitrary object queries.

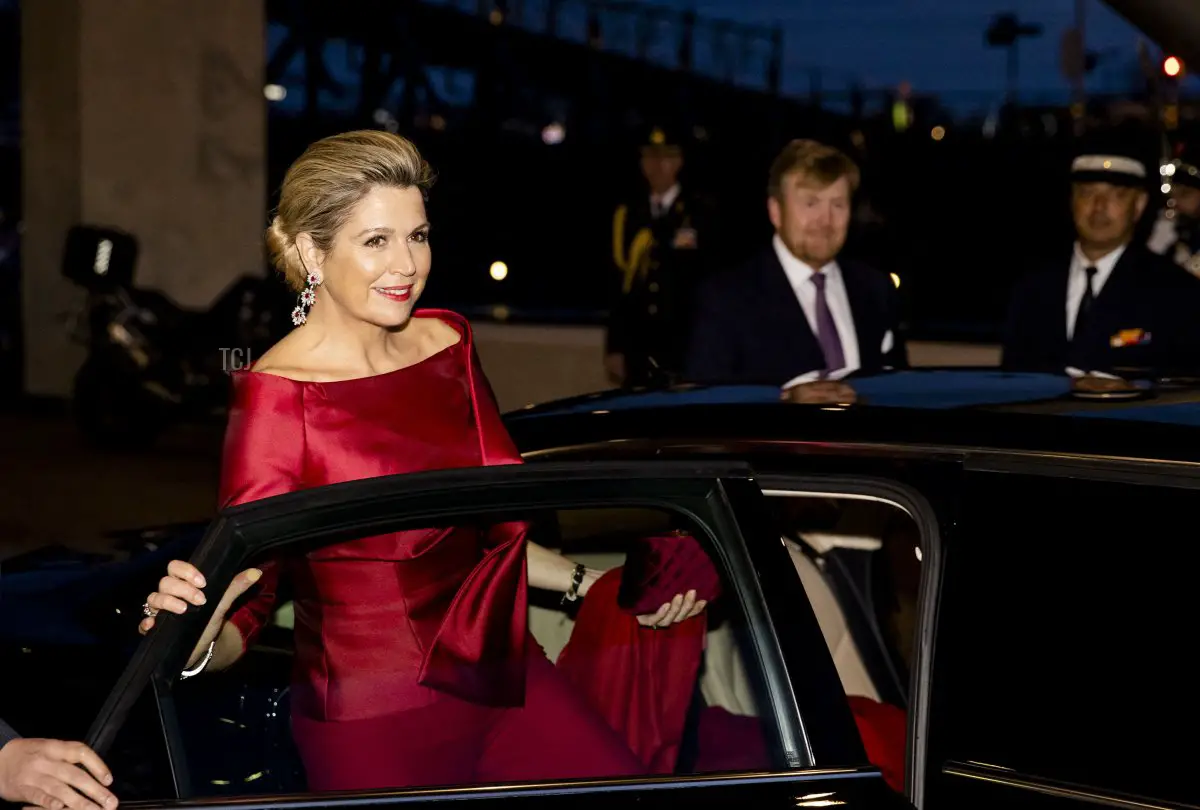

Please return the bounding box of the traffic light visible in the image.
[1161,55,1183,131]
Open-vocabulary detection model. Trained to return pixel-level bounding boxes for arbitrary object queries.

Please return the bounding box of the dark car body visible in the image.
[502,370,1200,809]
[3,369,1198,810]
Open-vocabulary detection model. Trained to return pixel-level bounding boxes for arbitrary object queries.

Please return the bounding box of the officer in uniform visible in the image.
[1002,132,1200,376]
[604,125,714,388]
[1147,141,1200,278]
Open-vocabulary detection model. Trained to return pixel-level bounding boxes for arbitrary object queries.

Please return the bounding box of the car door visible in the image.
[925,456,1200,809]
[83,460,910,810]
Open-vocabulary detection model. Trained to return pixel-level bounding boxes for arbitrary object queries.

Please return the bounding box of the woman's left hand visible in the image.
[637,589,707,628]
[572,566,706,628]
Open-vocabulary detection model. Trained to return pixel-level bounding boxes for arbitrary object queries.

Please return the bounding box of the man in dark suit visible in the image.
[1002,141,1200,375]
[684,139,904,386]
[0,718,117,810]
[605,125,717,388]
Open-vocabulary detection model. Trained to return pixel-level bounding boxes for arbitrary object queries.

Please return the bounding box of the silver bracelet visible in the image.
[560,563,586,606]
[180,641,215,679]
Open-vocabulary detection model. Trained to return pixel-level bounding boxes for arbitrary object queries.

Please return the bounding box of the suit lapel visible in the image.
[757,248,824,364]
[1078,246,1138,348]
[1051,260,1071,345]
[839,262,875,363]
[1093,246,1138,309]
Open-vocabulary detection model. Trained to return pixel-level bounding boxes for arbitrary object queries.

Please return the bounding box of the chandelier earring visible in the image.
[291,255,321,326]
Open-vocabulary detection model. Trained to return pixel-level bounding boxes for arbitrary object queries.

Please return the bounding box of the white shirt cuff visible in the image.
[1065,367,1121,379]
[781,365,855,390]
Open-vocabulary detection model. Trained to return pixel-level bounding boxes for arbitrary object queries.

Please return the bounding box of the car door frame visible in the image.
[517,434,961,809]
[755,473,944,809]
[83,459,890,808]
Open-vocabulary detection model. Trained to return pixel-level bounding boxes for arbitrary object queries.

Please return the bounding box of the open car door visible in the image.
[83,460,908,810]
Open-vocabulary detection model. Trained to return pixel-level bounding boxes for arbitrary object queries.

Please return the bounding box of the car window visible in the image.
[150,505,792,799]
[763,494,921,707]
[0,539,193,804]
[757,492,921,797]
[102,687,178,801]
[3,644,172,802]
[934,470,1198,806]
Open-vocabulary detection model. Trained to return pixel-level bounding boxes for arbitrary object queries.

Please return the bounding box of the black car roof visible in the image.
[504,369,1200,465]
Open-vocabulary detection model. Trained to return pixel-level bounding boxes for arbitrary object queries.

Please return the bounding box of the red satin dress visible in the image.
[219,310,643,790]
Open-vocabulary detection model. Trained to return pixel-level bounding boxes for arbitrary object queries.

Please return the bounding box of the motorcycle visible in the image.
[61,224,291,450]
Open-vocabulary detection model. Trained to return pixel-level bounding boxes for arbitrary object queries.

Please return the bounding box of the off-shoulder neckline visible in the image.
[234,310,466,386]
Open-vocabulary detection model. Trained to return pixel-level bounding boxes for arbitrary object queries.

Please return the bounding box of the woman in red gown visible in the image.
[139,130,705,791]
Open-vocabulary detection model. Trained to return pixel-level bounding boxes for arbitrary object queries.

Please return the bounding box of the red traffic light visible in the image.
[1164,55,1183,77]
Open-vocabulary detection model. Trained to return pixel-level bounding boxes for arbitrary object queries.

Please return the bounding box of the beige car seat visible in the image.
[526,533,883,718]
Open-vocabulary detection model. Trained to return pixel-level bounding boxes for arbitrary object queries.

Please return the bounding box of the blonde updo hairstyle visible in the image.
[266,130,436,292]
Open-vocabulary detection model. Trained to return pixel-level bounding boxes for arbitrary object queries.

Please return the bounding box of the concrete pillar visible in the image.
[471,321,612,412]
[21,0,265,397]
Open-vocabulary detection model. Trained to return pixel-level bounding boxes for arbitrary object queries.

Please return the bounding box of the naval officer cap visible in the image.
[639,123,684,155]
[1070,128,1153,188]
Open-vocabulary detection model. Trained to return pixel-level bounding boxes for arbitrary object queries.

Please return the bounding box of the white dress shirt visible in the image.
[774,234,861,372]
[650,184,681,218]
[1066,241,1124,340]
[776,235,898,390]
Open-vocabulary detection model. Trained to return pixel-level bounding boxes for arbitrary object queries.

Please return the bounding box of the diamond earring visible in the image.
[292,271,320,326]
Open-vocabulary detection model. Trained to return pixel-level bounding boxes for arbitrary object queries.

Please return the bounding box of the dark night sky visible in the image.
[634,0,1194,114]
[295,0,1200,123]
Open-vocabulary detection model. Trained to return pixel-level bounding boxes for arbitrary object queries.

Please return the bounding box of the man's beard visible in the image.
[792,233,842,265]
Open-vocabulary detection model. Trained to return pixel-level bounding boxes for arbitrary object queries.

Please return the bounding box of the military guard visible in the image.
[604,125,714,388]
[1147,141,1200,278]
[1002,131,1200,376]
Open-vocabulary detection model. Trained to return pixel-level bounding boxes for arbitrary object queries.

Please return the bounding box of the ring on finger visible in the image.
[142,601,159,618]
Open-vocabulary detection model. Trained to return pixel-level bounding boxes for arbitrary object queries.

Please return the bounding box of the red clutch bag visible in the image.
[617,530,723,615]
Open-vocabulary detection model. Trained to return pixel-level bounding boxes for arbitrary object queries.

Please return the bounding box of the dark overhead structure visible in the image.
[262,0,824,148]
[1103,0,1200,73]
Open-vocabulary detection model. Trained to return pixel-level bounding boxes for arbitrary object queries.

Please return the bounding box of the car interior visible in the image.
[120,492,922,800]
[526,493,920,785]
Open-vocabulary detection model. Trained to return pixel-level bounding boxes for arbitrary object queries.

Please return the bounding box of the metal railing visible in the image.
[426,0,785,95]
